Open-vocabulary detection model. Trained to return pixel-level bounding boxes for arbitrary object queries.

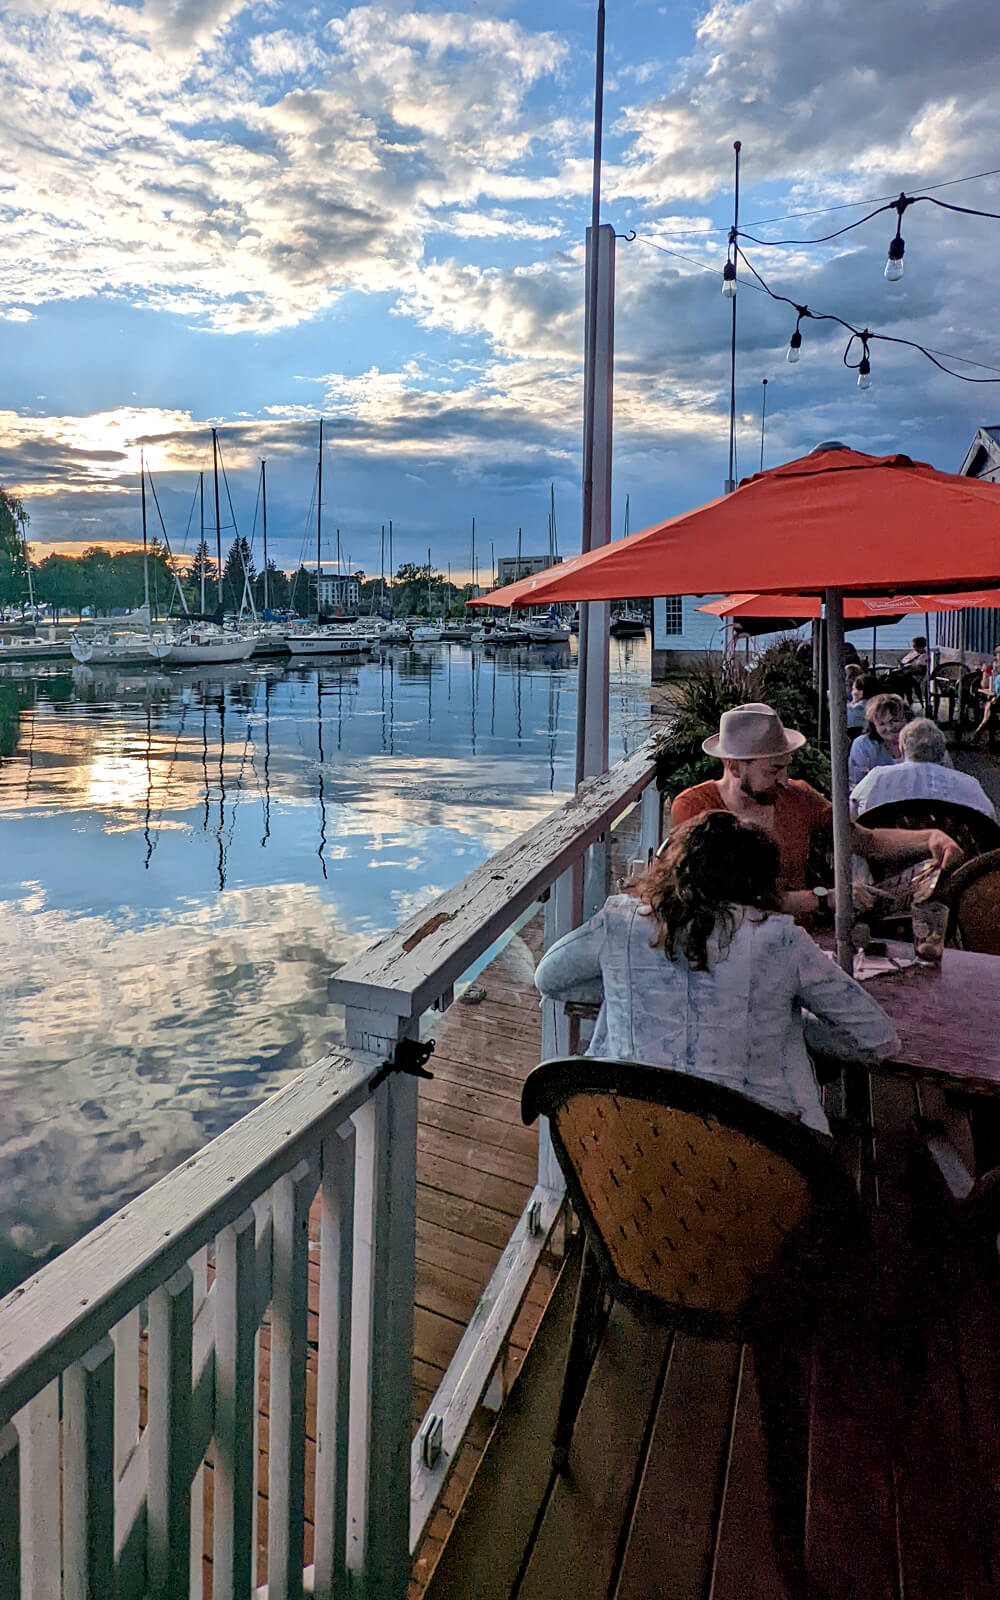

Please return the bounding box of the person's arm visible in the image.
[534,906,607,1001]
[792,928,899,1062]
[849,822,963,872]
[847,739,870,789]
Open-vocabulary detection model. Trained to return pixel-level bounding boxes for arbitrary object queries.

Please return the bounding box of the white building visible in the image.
[318,572,361,612]
[496,554,563,586]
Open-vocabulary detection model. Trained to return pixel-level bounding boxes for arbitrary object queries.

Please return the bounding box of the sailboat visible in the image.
[523,491,572,643]
[71,455,174,665]
[285,421,372,658]
[411,549,444,642]
[609,498,647,636]
[169,432,257,665]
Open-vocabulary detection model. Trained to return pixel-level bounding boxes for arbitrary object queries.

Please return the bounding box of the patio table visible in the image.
[849,943,1000,1095]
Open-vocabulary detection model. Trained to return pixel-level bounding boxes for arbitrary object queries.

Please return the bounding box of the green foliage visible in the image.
[655,640,832,799]
[0,487,29,608]
[221,536,255,614]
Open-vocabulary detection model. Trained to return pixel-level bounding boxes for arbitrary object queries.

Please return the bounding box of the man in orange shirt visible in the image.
[670,704,962,922]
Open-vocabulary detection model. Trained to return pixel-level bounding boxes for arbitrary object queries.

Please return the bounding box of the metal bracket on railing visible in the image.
[419,1412,444,1468]
[369,1036,436,1094]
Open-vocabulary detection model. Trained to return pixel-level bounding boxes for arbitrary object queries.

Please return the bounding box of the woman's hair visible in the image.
[639,811,781,971]
[899,717,946,764]
[864,692,908,741]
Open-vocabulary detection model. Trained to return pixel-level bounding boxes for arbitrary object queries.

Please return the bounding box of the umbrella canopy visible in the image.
[471,447,1000,609]
[699,590,1000,620]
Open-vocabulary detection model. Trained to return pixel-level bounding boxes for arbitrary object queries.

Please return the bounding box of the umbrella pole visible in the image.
[825,588,853,972]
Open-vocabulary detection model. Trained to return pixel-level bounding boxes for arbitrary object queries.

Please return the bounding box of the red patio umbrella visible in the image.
[698,590,1000,620]
[472,446,1000,968]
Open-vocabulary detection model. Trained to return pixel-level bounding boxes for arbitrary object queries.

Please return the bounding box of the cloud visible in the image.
[1,307,33,322]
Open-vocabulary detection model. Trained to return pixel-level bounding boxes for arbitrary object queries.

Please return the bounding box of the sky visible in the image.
[1,0,998,580]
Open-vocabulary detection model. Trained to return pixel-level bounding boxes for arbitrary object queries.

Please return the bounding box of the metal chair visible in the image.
[521,1060,862,1470]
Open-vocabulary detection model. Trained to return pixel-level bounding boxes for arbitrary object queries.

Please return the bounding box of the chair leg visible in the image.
[552,1239,609,1471]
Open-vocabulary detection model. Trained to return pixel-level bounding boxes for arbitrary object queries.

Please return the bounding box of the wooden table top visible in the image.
[853,943,1000,1095]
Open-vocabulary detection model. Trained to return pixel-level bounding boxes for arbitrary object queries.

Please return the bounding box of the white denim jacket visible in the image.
[534,896,899,1134]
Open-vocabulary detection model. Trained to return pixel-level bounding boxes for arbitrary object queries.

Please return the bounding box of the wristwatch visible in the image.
[812,886,831,912]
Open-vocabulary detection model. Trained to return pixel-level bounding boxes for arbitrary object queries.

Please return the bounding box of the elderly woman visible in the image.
[848,693,910,788]
[851,717,995,820]
[534,811,897,1135]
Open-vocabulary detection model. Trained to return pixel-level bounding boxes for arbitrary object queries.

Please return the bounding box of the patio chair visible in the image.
[521,1060,862,1513]
[940,848,1000,955]
[929,662,981,731]
[856,799,1000,866]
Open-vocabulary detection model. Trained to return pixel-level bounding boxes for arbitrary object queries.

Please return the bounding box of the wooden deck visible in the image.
[423,1066,1000,1600]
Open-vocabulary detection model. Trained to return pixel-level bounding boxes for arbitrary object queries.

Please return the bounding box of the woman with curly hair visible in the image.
[534,810,896,1134]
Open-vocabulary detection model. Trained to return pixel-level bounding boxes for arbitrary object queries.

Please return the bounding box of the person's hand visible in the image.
[851,882,876,912]
[927,829,963,872]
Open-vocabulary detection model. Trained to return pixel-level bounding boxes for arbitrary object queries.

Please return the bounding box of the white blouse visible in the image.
[534,896,899,1135]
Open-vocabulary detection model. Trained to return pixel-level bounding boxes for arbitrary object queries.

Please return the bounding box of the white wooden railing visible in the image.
[0,738,662,1600]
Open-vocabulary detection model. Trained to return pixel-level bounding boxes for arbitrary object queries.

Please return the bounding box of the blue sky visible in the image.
[1,0,997,579]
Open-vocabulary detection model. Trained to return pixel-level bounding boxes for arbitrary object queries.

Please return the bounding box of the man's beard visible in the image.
[740,775,777,805]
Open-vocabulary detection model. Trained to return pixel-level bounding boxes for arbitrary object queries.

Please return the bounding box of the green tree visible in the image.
[221,537,255,614]
[0,487,29,611]
[253,561,291,613]
[289,564,315,618]
[187,540,218,613]
[34,553,85,621]
[79,546,116,616]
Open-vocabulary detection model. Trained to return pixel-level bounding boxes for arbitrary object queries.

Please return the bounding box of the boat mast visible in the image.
[140,450,151,621]
[316,418,323,624]
[427,547,432,618]
[261,459,269,614]
[471,516,476,601]
[212,429,223,617]
[388,519,393,615]
[19,507,34,613]
[199,471,206,615]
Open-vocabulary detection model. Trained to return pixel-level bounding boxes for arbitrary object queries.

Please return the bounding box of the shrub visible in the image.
[655,639,832,799]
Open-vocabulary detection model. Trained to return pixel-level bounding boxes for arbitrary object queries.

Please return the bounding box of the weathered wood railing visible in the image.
[0,737,661,1599]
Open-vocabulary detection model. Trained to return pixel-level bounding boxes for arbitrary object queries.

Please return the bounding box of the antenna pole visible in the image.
[726,139,742,494]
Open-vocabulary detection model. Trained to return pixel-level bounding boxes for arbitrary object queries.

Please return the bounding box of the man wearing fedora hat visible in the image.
[671,703,962,922]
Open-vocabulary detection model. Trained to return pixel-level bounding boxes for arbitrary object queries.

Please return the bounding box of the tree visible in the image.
[35,553,85,621]
[221,537,256,615]
[253,561,291,614]
[289,564,315,618]
[0,487,29,611]
[184,540,217,614]
[79,546,116,616]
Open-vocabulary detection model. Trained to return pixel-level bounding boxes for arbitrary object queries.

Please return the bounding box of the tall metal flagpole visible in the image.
[575,0,607,790]
[725,140,742,494]
[759,377,768,473]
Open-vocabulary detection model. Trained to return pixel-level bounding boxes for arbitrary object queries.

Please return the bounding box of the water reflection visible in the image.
[0,639,651,1283]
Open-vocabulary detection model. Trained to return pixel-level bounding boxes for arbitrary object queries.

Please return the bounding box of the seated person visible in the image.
[848,693,910,787]
[972,646,1000,744]
[900,635,929,670]
[851,717,996,820]
[670,703,962,923]
[534,811,898,1135]
[846,669,867,730]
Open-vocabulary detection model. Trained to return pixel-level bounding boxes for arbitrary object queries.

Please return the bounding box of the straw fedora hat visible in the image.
[702,703,806,760]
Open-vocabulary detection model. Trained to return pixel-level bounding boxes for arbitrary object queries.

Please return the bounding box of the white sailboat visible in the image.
[72,459,174,664]
[169,431,260,665]
[284,421,372,658]
[411,549,444,642]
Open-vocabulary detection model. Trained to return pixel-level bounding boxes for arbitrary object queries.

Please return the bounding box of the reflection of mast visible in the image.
[216,688,227,890]
[546,669,559,792]
[316,675,328,880]
[201,701,210,830]
[143,695,154,868]
[261,672,272,846]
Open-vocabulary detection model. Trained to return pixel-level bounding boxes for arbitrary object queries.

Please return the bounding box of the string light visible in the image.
[721,258,737,298]
[884,194,909,282]
[786,308,807,363]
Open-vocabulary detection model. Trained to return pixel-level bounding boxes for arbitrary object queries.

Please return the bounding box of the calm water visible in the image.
[0,637,651,1283]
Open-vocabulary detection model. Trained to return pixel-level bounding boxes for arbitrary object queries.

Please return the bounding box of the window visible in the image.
[662,596,683,635]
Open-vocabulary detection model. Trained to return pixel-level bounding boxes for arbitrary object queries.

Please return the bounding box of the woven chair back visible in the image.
[524,1060,850,1336]
[947,848,1000,955]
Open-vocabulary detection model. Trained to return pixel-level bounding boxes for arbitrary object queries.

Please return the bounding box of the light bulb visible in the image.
[884,235,905,283]
[786,328,802,364]
[857,356,872,391]
[722,260,737,299]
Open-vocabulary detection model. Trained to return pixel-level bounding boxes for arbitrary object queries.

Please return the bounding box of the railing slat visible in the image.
[0,1422,20,1600]
[16,1379,60,1599]
[212,1210,258,1600]
[148,1264,194,1600]
[267,1159,315,1600]
[112,1306,141,1483]
[189,1246,209,1600]
[347,1072,418,1600]
[63,1337,115,1600]
[313,1122,356,1600]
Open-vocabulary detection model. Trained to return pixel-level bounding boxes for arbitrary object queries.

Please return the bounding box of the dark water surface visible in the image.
[0,638,651,1282]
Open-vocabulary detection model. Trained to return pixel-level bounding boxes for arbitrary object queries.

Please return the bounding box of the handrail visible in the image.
[331,736,661,1020]
[0,1047,375,1426]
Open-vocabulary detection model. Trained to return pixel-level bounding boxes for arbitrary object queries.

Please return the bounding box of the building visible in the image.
[937,426,1000,658]
[318,572,361,612]
[496,554,563,587]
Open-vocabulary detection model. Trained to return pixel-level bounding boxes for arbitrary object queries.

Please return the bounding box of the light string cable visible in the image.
[640,165,1000,240]
[734,244,1000,384]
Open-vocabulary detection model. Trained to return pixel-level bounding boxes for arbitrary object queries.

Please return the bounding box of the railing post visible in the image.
[148,1265,194,1600]
[638,779,662,863]
[17,1379,60,1598]
[213,1211,257,1600]
[540,866,581,1190]
[313,1121,356,1600]
[0,1423,19,1600]
[268,1160,317,1600]
[344,1004,418,1600]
